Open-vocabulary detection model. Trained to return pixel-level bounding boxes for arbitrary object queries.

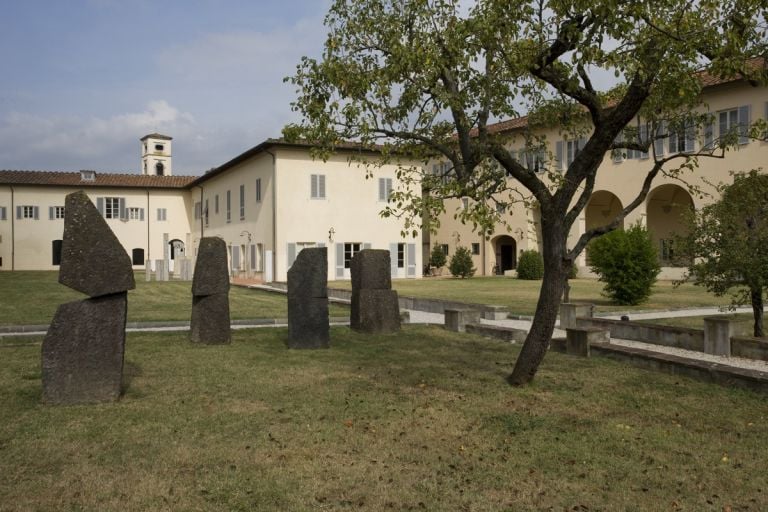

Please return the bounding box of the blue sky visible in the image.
[0,0,331,175]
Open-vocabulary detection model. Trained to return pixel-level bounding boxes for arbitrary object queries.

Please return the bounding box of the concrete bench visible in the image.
[565,327,610,357]
[444,308,482,332]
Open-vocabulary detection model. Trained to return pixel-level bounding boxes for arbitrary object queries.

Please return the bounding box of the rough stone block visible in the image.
[353,289,401,334]
[154,259,167,282]
[560,302,594,330]
[350,249,392,291]
[703,316,738,356]
[192,237,230,296]
[288,297,330,349]
[288,248,327,299]
[444,308,482,332]
[190,293,231,344]
[58,191,135,297]
[41,293,128,405]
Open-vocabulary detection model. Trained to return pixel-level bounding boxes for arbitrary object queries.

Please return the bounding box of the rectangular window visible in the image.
[0,206,6,221]
[239,184,245,220]
[440,244,449,256]
[157,208,167,221]
[215,194,219,214]
[378,177,393,201]
[48,206,65,220]
[660,239,675,264]
[194,201,201,220]
[226,190,231,223]
[127,207,141,220]
[669,120,696,154]
[311,174,326,199]
[255,178,262,202]
[718,106,751,144]
[556,139,584,170]
[397,243,405,269]
[471,243,480,255]
[343,242,361,268]
[432,162,452,185]
[21,205,36,219]
[104,197,120,219]
[204,199,209,227]
[516,148,547,172]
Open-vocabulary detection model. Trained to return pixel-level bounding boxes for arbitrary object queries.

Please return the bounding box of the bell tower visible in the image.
[140,133,173,176]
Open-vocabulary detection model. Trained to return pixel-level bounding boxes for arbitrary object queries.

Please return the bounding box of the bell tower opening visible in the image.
[140,133,173,176]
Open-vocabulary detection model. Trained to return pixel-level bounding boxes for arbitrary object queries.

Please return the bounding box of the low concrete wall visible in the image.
[465,323,527,343]
[577,317,705,352]
[590,342,768,394]
[731,336,768,362]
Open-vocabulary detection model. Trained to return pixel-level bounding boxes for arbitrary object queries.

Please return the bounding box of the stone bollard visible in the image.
[565,327,610,357]
[703,316,749,356]
[444,308,482,333]
[559,302,594,330]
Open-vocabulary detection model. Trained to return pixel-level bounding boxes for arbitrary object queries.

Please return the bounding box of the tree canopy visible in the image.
[285,0,768,384]
[678,170,768,337]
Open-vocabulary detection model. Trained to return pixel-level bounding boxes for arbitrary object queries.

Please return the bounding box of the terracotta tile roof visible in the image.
[480,57,766,136]
[0,170,196,189]
[140,133,173,141]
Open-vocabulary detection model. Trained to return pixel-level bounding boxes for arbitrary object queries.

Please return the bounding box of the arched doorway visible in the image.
[585,191,624,263]
[646,184,694,266]
[492,235,517,275]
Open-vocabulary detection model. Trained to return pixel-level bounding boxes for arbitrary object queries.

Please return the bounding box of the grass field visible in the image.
[0,271,348,326]
[332,276,729,316]
[2,325,767,511]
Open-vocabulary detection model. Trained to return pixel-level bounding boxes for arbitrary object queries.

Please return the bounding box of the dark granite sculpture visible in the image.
[287,247,329,348]
[350,249,401,333]
[42,191,135,405]
[190,237,231,344]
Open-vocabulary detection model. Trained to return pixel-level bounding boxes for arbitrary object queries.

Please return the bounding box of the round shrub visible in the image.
[517,250,544,280]
[588,223,660,305]
[449,246,476,278]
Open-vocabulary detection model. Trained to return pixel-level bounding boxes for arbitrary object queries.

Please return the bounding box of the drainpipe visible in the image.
[199,185,205,237]
[265,148,277,282]
[10,185,15,270]
[480,233,486,276]
[146,190,151,262]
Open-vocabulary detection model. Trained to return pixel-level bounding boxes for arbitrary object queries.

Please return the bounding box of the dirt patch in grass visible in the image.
[2,325,767,510]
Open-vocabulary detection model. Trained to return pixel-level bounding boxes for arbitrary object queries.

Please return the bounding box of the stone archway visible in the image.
[169,239,185,260]
[646,184,694,266]
[491,235,517,275]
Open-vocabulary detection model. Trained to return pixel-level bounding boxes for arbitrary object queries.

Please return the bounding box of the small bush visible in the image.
[449,246,476,278]
[429,244,447,269]
[517,250,544,280]
[588,223,660,305]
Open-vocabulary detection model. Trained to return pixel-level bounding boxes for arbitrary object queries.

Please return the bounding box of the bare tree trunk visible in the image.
[508,221,567,386]
[751,287,764,338]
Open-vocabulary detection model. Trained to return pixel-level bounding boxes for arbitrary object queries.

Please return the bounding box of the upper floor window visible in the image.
[194,201,202,220]
[378,178,393,201]
[311,174,326,199]
[556,139,585,170]
[239,184,245,220]
[255,178,262,202]
[127,207,142,220]
[718,105,751,144]
[226,190,232,223]
[215,194,219,214]
[157,208,167,221]
[104,197,121,219]
[668,120,696,154]
[0,206,6,221]
[18,205,38,219]
[50,206,65,219]
[431,162,452,185]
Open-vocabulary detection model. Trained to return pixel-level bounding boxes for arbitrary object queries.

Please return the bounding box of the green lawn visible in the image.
[0,271,348,326]
[331,276,730,316]
[1,325,766,511]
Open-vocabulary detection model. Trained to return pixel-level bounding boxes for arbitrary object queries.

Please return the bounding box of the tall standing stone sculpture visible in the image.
[190,237,231,344]
[287,247,329,348]
[42,191,136,405]
[350,249,401,334]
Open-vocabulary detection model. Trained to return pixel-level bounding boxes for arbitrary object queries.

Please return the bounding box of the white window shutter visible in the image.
[389,243,398,277]
[250,244,257,270]
[555,141,564,170]
[738,105,751,144]
[97,197,104,216]
[287,243,296,270]
[311,174,318,198]
[407,243,417,277]
[335,243,344,278]
[139,208,144,221]
[363,243,372,250]
[33,206,39,220]
[654,122,665,156]
[49,206,54,220]
[232,246,240,270]
[704,121,714,149]
[319,175,326,198]
[0,207,5,220]
[16,206,21,219]
[639,126,649,159]
[685,122,696,152]
[378,178,385,201]
[119,198,126,220]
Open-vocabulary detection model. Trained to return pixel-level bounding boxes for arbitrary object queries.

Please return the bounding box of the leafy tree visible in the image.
[588,224,660,305]
[285,0,767,384]
[429,244,447,271]
[517,250,545,280]
[677,170,768,337]
[449,246,476,278]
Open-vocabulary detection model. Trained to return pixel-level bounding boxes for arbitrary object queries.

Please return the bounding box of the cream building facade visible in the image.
[426,71,768,279]
[0,138,422,283]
